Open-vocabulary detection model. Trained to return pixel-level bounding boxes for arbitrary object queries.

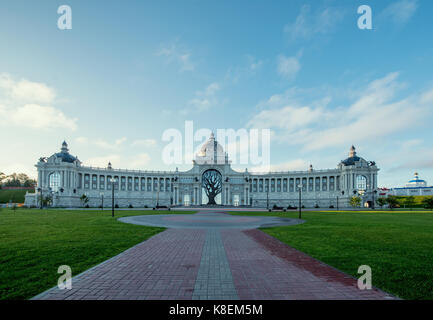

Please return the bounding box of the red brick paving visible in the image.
[33,211,398,300]
[221,229,397,300]
[33,229,206,300]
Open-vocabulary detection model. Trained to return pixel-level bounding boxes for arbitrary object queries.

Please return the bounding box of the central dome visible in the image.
[196,133,228,164]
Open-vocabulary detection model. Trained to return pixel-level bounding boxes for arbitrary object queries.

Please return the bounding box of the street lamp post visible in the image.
[338,191,345,210]
[156,179,160,207]
[110,178,115,217]
[298,184,303,219]
[37,187,43,210]
[372,190,377,210]
[266,183,269,210]
[100,192,104,210]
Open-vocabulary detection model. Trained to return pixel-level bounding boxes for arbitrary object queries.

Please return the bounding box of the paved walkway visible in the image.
[33,211,397,300]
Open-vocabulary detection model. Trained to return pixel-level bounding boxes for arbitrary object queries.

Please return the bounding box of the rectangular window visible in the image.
[289,178,294,192]
[329,176,335,191]
[107,176,112,190]
[84,174,90,189]
[141,178,146,191]
[121,177,126,191]
[134,177,139,191]
[277,179,281,192]
[166,179,170,192]
[160,178,164,191]
[100,176,105,190]
[259,179,263,192]
[295,178,300,191]
[127,177,133,191]
[309,178,313,191]
[322,177,327,191]
[302,178,307,192]
[283,179,287,192]
[253,180,258,192]
[92,175,97,190]
[315,177,320,191]
[271,179,275,192]
[147,177,152,191]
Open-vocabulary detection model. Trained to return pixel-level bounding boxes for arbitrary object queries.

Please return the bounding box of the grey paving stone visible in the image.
[191,229,239,300]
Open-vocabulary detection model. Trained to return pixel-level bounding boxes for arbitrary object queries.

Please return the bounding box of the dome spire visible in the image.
[349,145,356,158]
[61,140,69,153]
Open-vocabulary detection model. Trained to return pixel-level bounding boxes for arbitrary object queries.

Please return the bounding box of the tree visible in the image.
[1,172,36,187]
[41,195,52,207]
[80,194,89,207]
[376,197,387,209]
[404,196,416,210]
[202,170,222,205]
[350,196,361,208]
[0,172,6,186]
[386,196,399,211]
[422,196,433,210]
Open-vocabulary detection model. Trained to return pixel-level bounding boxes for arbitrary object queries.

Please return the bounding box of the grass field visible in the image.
[229,210,433,300]
[0,189,30,203]
[0,208,196,300]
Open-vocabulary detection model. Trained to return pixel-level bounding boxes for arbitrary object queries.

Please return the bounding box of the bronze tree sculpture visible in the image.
[202,169,222,205]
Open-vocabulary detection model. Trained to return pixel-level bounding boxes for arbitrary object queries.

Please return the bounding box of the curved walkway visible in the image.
[33,211,396,300]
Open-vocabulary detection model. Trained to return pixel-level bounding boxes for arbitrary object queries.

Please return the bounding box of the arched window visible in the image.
[49,172,61,192]
[356,175,367,191]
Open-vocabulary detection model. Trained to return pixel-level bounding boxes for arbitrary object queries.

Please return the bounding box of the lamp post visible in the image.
[37,187,43,210]
[266,183,269,210]
[372,190,377,210]
[337,190,345,210]
[298,184,303,219]
[156,179,160,208]
[110,178,115,217]
[100,192,104,210]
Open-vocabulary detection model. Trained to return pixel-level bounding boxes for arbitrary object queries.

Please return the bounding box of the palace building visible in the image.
[25,135,379,208]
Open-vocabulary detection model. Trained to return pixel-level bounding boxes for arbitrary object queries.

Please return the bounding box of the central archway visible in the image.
[202,169,222,205]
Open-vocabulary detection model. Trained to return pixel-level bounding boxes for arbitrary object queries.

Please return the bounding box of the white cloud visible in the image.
[131,139,157,147]
[0,73,77,131]
[250,159,309,173]
[382,0,418,24]
[157,41,195,72]
[75,136,127,150]
[11,79,56,103]
[130,153,151,169]
[1,162,36,179]
[284,5,345,41]
[10,104,77,130]
[248,104,325,131]
[277,55,301,80]
[83,153,151,170]
[84,154,122,168]
[184,82,221,114]
[248,73,432,152]
[246,55,263,72]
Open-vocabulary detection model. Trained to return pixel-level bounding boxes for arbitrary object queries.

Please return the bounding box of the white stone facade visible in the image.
[25,138,379,209]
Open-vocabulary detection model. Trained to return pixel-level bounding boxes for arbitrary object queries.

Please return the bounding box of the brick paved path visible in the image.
[33,211,397,300]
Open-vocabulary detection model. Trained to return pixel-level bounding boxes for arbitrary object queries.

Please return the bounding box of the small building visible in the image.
[388,172,433,196]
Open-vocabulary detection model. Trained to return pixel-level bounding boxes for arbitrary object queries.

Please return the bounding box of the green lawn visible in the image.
[229,210,433,300]
[0,189,30,203]
[0,208,196,300]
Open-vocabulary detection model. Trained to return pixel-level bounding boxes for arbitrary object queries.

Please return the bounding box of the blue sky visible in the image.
[1,0,432,188]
